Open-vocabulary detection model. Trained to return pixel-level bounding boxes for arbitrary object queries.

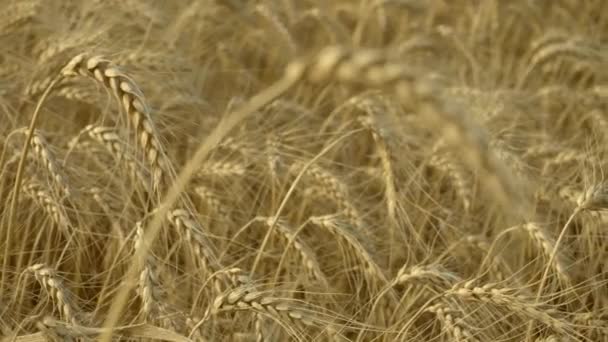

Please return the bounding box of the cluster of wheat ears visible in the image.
[0,1,607,341]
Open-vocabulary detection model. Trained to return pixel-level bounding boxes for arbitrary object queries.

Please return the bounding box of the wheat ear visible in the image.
[448,281,571,336]
[255,216,328,288]
[82,125,150,184]
[133,221,167,322]
[23,181,71,236]
[425,301,480,342]
[27,264,81,325]
[284,46,521,216]
[20,129,72,198]
[61,54,168,192]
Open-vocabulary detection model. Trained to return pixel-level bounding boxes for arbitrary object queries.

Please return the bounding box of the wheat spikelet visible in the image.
[490,141,531,180]
[429,142,473,212]
[283,46,524,215]
[0,0,40,34]
[529,40,601,72]
[61,53,168,191]
[572,312,608,340]
[23,129,72,198]
[355,99,401,245]
[81,125,150,184]
[520,34,601,87]
[35,26,107,64]
[88,187,125,239]
[211,286,315,336]
[167,209,220,276]
[255,216,328,288]
[35,316,74,342]
[24,75,64,99]
[27,264,81,325]
[447,281,570,336]
[22,181,71,235]
[308,215,388,285]
[393,264,460,290]
[255,4,297,56]
[310,214,399,326]
[291,161,364,230]
[462,235,509,282]
[425,301,480,342]
[265,134,282,182]
[194,186,231,222]
[528,30,572,61]
[133,221,171,324]
[198,160,249,178]
[534,335,566,342]
[577,182,608,211]
[55,83,101,104]
[254,313,265,342]
[518,223,572,285]
[586,109,608,144]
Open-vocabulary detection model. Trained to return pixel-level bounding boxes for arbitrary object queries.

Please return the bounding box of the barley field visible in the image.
[1,1,607,341]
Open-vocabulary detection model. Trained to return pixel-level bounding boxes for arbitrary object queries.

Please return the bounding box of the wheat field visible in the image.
[0,1,607,341]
